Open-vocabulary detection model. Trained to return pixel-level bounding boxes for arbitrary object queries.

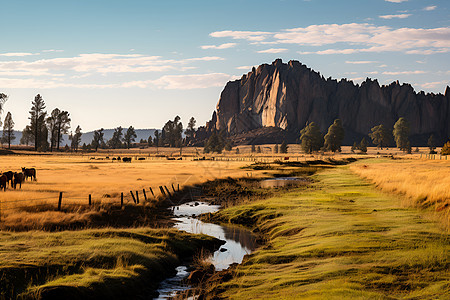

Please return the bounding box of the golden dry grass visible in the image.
[350,158,450,228]
[0,154,263,222]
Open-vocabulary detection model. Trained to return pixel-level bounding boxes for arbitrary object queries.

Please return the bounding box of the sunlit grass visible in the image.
[210,166,449,299]
[0,228,219,298]
[350,158,450,228]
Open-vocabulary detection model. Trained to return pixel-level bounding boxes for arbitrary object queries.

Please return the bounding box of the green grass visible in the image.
[0,228,221,299]
[211,166,450,299]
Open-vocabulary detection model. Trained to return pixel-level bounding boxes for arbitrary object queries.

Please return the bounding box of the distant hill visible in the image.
[0,128,157,146]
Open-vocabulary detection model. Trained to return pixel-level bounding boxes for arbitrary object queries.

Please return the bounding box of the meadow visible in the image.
[207,164,449,299]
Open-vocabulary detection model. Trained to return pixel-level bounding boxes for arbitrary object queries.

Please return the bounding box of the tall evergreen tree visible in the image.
[280,141,288,153]
[108,126,123,148]
[123,126,137,149]
[185,117,196,144]
[324,119,345,152]
[369,124,391,149]
[274,144,279,154]
[204,131,224,153]
[162,116,183,147]
[300,122,323,154]
[91,128,104,151]
[393,117,410,151]
[2,112,15,148]
[29,94,47,151]
[427,134,436,153]
[0,93,8,127]
[55,111,70,151]
[154,130,161,153]
[20,126,33,146]
[69,125,82,152]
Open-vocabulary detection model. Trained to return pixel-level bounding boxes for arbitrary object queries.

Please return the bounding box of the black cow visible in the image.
[0,174,7,191]
[3,171,14,186]
[122,157,131,163]
[22,167,37,181]
[13,172,25,189]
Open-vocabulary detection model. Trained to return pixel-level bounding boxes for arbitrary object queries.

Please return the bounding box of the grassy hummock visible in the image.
[209,165,449,299]
[0,228,222,299]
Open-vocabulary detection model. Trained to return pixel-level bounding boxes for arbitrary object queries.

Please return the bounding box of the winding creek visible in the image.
[155,201,257,299]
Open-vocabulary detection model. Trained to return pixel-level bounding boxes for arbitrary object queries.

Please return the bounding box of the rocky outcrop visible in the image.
[207,59,450,145]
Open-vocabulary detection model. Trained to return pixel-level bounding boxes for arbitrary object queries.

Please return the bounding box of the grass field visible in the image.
[350,158,450,228]
[0,228,221,299]
[207,165,449,299]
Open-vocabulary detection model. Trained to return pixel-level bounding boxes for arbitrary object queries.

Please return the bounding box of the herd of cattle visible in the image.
[0,168,36,191]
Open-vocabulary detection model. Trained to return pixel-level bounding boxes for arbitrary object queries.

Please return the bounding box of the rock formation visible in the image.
[205,59,450,145]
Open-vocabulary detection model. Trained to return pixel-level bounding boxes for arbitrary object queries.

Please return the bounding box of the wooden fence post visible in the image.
[135,191,140,204]
[142,189,147,201]
[177,184,180,192]
[58,192,63,211]
[164,186,172,197]
[159,186,166,197]
[130,191,136,204]
[121,192,123,207]
[171,184,176,193]
[149,187,155,197]
[89,194,92,206]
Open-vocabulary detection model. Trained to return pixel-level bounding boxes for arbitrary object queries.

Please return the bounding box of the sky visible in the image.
[0,0,449,132]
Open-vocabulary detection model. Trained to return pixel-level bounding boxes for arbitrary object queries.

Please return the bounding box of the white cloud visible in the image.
[424,6,437,11]
[379,14,411,19]
[382,70,426,75]
[417,80,449,89]
[345,60,378,64]
[138,73,234,89]
[200,43,237,50]
[42,49,64,53]
[385,0,408,3]
[213,23,450,55]
[0,52,39,57]
[184,56,225,61]
[210,30,272,41]
[0,77,116,89]
[256,48,288,54]
[236,66,254,70]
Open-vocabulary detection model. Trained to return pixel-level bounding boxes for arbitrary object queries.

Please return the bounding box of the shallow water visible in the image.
[260,177,307,188]
[155,201,257,299]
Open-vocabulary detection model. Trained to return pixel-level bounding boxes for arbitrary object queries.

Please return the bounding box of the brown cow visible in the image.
[13,172,25,189]
[22,167,36,181]
[0,174,7,191]
[3,171,14,186]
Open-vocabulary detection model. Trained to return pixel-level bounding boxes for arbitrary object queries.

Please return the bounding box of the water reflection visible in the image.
[155,202,257,299]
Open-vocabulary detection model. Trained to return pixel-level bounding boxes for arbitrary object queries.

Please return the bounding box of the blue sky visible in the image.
[0,0,449,132]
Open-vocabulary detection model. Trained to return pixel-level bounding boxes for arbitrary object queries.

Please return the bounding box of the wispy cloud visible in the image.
[236,65,255,70]
[418,80,449,89]
[42,49,64,53]
[125,73,234,89]
[345,60,378,64]
[0,52,39,57]
[379,14,411,19]
[212,23,450,55]
[256,48,288,54]
[385,0,408,3]
[210,30,272,41]
[423,6,437,11]
[382,70,426,75]
[200,43,237,50]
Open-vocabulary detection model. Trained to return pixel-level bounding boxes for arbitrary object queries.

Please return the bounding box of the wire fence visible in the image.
[0,183,182,222]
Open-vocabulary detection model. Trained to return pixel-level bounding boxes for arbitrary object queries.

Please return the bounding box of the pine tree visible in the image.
[280,141,288,153]
[393,117,410,152]
[29,94,47,151]
[369,124,391,149]
[441,141,450,155]
[300,122,323,153]
[427,134,436,153]
[123,126,137,149]
[91,128,104,151]
[324,119,345,152]
[2,112,15,148]
[274,144,279,154]
[359,138,368,153]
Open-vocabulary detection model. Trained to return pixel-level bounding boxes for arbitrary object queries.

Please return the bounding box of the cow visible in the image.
[122,157,131,163]
[0,174,7,191]
[3,171,14,186]
[13,172,25,189]
[22,167,37,181]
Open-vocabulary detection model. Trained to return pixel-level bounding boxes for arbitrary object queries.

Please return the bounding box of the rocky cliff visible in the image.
[206,59,450,145]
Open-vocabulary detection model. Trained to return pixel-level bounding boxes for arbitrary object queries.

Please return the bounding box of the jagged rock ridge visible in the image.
[205,59,450,145]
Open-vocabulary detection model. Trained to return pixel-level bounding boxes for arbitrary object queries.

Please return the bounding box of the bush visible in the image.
[441,141,450,155]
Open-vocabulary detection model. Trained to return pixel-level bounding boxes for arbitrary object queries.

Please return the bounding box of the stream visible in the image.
[155,201,257,299]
